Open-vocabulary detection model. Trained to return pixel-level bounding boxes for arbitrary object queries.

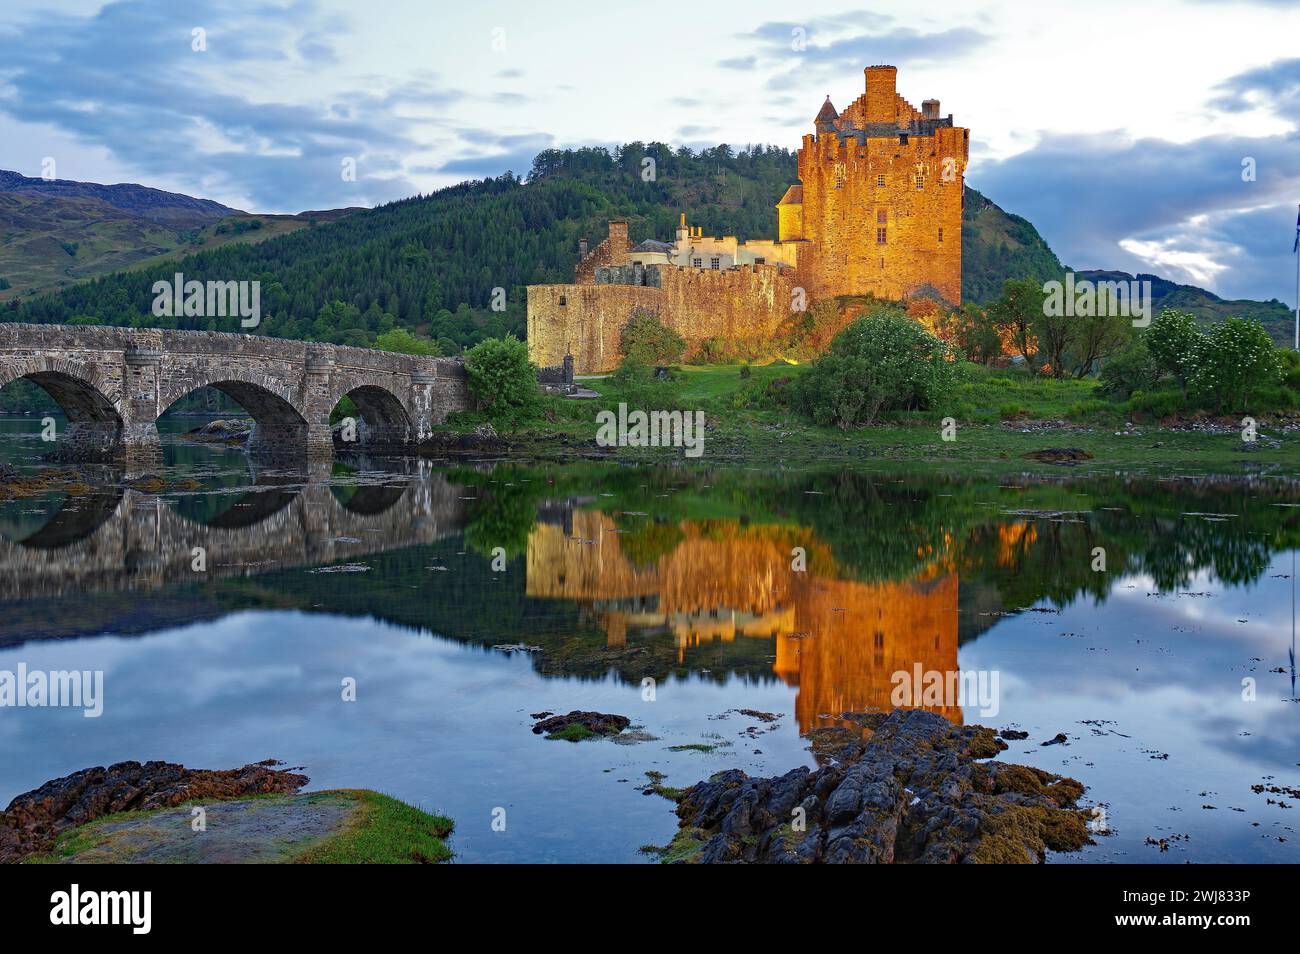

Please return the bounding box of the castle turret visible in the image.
[814,97,839,136]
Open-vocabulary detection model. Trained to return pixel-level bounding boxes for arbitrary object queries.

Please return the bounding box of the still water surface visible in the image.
[1,417,1297,862]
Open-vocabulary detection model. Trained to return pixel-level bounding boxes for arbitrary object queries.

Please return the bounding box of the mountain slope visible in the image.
[0,169,239,227]
[1075,269,1294,345]
[0,170,360,300]
[1,146,1291,348]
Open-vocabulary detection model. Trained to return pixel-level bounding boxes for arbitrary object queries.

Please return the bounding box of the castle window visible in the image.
[915,174,924,190]
[559,295,567,306]
[754,256,765,265]
[692,257,702,268]
[876,174,886,188]
[876,210,887,225]
[876,227,887,244]
[938,228,944,244]
[710,257,720,270]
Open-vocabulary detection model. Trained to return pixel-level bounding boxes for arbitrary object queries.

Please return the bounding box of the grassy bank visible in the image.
[445,362,1299,472]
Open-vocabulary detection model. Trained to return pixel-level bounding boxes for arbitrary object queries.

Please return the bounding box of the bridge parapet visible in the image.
[0,324,471,466]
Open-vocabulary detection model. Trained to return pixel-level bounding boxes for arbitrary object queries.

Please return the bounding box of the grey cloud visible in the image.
[1211,57,1300,116]
[0,0,460,210]
[971,129,1300,301]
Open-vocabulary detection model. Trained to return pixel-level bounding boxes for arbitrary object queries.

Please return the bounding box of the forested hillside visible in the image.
[2,144,1066,351]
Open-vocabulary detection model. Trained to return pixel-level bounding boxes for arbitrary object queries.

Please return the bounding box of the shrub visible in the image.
[464,335,537,422]
[1145,310,1203,391]
[620,311,684,365]
[1189,317,1283,412]
[1097,339,1158,400]
[792,308,957,427]
[606,356,681,411]
[374,327,440,356]
[936,304,1002,364]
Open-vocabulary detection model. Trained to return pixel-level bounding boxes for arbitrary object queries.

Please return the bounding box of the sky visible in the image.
[0,0,1298,303]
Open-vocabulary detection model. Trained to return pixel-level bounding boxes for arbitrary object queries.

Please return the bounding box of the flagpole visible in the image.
[1295,203,1299,351]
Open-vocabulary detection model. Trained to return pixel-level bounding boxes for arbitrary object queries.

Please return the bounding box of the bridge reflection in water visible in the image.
[526,509,962,730]
[0,464,471,600]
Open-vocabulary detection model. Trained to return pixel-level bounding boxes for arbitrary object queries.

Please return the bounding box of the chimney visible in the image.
[578,236,588,258]
[922,99,940,120]
[608,220,629,265]
[864,65,898,124]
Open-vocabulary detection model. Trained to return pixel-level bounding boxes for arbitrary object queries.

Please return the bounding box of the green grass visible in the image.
[296,790,454,864]
[546,724,600,742]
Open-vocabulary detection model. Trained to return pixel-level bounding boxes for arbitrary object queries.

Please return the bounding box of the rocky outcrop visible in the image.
[531,710,630,739]
[184,418,253,443]
[0,759,308,863]
[417,424,508,455]
[663,709,1092,864]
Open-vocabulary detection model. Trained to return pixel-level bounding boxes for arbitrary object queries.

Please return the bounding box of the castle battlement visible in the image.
[527,64,967,372]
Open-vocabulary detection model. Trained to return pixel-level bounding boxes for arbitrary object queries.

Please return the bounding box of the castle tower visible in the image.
[792,65,968,304]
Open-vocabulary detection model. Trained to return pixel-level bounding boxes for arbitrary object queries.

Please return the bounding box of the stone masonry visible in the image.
[0,323,470,467]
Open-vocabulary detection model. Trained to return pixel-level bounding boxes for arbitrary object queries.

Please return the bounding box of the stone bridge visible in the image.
[0,468,471,602]
[0,324,471,466]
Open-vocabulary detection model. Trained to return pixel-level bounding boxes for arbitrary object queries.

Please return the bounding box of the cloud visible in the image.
[0,0,467,211]
[971,128,1300,301]
[732,13,989,72]
[435,132,555,180]
[1210,56,1300,120]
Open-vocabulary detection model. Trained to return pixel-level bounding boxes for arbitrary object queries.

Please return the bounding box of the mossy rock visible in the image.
[26,790,453,864]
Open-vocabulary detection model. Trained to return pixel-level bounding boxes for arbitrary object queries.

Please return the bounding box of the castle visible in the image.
[527,65,969,373]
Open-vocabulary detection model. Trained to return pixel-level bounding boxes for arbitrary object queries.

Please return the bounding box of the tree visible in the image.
[1189,317,1282,413]
[464,335,537,421]
[1097,339,1158,400]
[374,327,441,356]
[1069,307,1133,378]
[619,311,685,365]
[1145,310,1203,393]
[987,278,1045,368]
[793,308,956,427]
[936,303,1002,364]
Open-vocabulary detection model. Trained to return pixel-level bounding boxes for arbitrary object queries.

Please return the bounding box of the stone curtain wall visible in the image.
[526,264,797,373]
[0,324,469,467]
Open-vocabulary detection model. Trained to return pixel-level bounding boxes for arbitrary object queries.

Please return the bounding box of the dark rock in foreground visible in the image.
[0,759,307,863]
[532,710,630,740]
[664,709,1092,864]
[1022,447,1094,463]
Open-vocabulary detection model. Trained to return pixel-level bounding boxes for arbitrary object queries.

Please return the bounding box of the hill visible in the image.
[0,169,238,226]
[1,146,1291,349]
[1075,269,1294,345]
[0,170,360,301]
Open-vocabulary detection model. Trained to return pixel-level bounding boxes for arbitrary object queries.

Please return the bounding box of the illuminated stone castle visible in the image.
[527,65,969,373]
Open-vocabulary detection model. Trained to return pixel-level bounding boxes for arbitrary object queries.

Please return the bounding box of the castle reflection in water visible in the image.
[524,510,1035,730]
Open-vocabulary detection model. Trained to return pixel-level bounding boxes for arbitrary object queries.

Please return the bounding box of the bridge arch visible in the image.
[0,357,126,459]
[160,374,311,464]
[325,373,418,450]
